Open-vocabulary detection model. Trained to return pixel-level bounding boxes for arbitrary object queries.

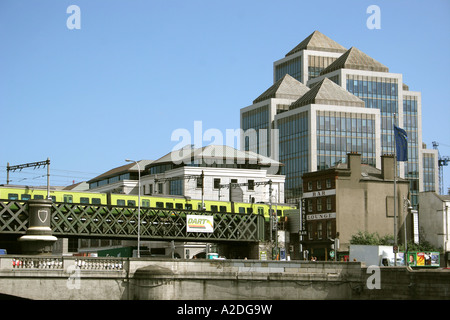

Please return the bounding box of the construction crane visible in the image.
[432,141,450,195]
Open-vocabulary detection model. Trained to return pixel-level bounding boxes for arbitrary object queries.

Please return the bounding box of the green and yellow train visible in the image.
[0,185,296,220]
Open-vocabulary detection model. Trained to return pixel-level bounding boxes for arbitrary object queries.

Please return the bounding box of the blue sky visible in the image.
[0,0,449,190]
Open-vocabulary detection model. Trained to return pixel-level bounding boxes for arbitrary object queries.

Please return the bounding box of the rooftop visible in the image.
[285,30,347,57]
[320,46,389,75]
[149,145,282,168]
[290,77,365,109]
[253,74,310,104]
[88,160,153,183]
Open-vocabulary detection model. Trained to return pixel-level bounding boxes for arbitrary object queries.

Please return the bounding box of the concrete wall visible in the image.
[0,256,449,300]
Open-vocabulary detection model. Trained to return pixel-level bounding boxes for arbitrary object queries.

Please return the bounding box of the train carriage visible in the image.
[0,185,295,221]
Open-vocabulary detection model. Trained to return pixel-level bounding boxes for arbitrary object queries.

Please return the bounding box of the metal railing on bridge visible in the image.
[0,200,265,242]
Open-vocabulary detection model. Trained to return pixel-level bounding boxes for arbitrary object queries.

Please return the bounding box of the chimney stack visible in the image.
[381,154,395,180]
[347,152,361,179]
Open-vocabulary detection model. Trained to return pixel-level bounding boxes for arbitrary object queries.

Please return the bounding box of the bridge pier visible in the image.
[18,200,57,255]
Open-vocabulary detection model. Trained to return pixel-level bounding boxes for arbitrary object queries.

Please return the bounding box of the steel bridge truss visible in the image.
[0,201,265,242]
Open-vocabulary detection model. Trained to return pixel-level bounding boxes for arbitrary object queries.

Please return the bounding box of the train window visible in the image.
[80,197,89,204]
[142,199,150,207]
[258,207,264,215]
[51,196,56,202]
[156,202,164,208]
[21,194,31,201]
[238,207,245,213]
[166,202,173,209]
[127,200,136,207]
[185,204,192,210]
[211,205,218,212]
[175,203,183,210]
[34,195,44,200]
[246,207,253,214]
[117,199,126,206]
[92,198,101,205]
[8,193,19,200]
[220,206,227,213]
[277,210,282,216]
[63,195,73,203]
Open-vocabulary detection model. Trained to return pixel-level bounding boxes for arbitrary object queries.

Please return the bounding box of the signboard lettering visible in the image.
[187,215,214,233]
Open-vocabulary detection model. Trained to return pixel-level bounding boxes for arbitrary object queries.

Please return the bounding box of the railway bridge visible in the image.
[0,199,266,255]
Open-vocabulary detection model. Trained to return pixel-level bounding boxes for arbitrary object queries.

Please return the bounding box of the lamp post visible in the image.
[125,159,141,258]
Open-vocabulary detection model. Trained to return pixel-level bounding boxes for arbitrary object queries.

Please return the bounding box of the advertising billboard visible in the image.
[187,215,214,233]
[406,252,440,267]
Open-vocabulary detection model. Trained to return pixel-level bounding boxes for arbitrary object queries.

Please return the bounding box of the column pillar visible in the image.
[19,199,57,255]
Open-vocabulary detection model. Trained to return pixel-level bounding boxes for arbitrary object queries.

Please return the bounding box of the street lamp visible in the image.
[125,159,141,258]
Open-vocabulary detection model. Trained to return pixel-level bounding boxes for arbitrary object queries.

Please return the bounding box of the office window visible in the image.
[214,178,221,189]
[317,180,322,190]
[327,197,332,210]
[317,198,322,211]
[326,179,332,188]
[248,180,255,190]
[308,199,312,212]
[169,179,183,196]
[308,181,313,191]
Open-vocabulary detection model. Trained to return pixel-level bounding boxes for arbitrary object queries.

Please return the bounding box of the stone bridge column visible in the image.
[18,199,57,255]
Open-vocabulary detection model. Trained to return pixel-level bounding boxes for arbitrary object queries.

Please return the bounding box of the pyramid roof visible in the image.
[253,74,310,104]
[320,47,389,75]
[290,78,365,109]
[285,30,347,57]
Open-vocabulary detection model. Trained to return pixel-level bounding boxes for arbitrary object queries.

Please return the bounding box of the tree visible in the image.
[350,231,393,245]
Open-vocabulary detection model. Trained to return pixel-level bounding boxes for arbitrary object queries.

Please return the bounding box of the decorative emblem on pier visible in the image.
[38,210,48,224]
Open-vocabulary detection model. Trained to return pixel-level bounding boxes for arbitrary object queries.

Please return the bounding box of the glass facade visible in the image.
[308,55,337,80]
[275,56,302,83]
[242,105,270,156]
[423,152,436,192]
[169,179,183,196]
[277,111,309,200]
[403,95,420,206]
[346,75,398,155]
[316,110,377,170]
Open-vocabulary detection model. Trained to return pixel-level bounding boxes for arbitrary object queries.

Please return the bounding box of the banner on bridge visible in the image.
[187,215,214,233]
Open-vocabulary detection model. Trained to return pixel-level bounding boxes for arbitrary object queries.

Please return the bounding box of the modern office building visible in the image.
[241,30,438,204]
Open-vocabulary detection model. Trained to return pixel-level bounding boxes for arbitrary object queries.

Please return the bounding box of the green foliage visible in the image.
[350,231,441,252]
[401,240,440,253]
[350,231,393,245]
